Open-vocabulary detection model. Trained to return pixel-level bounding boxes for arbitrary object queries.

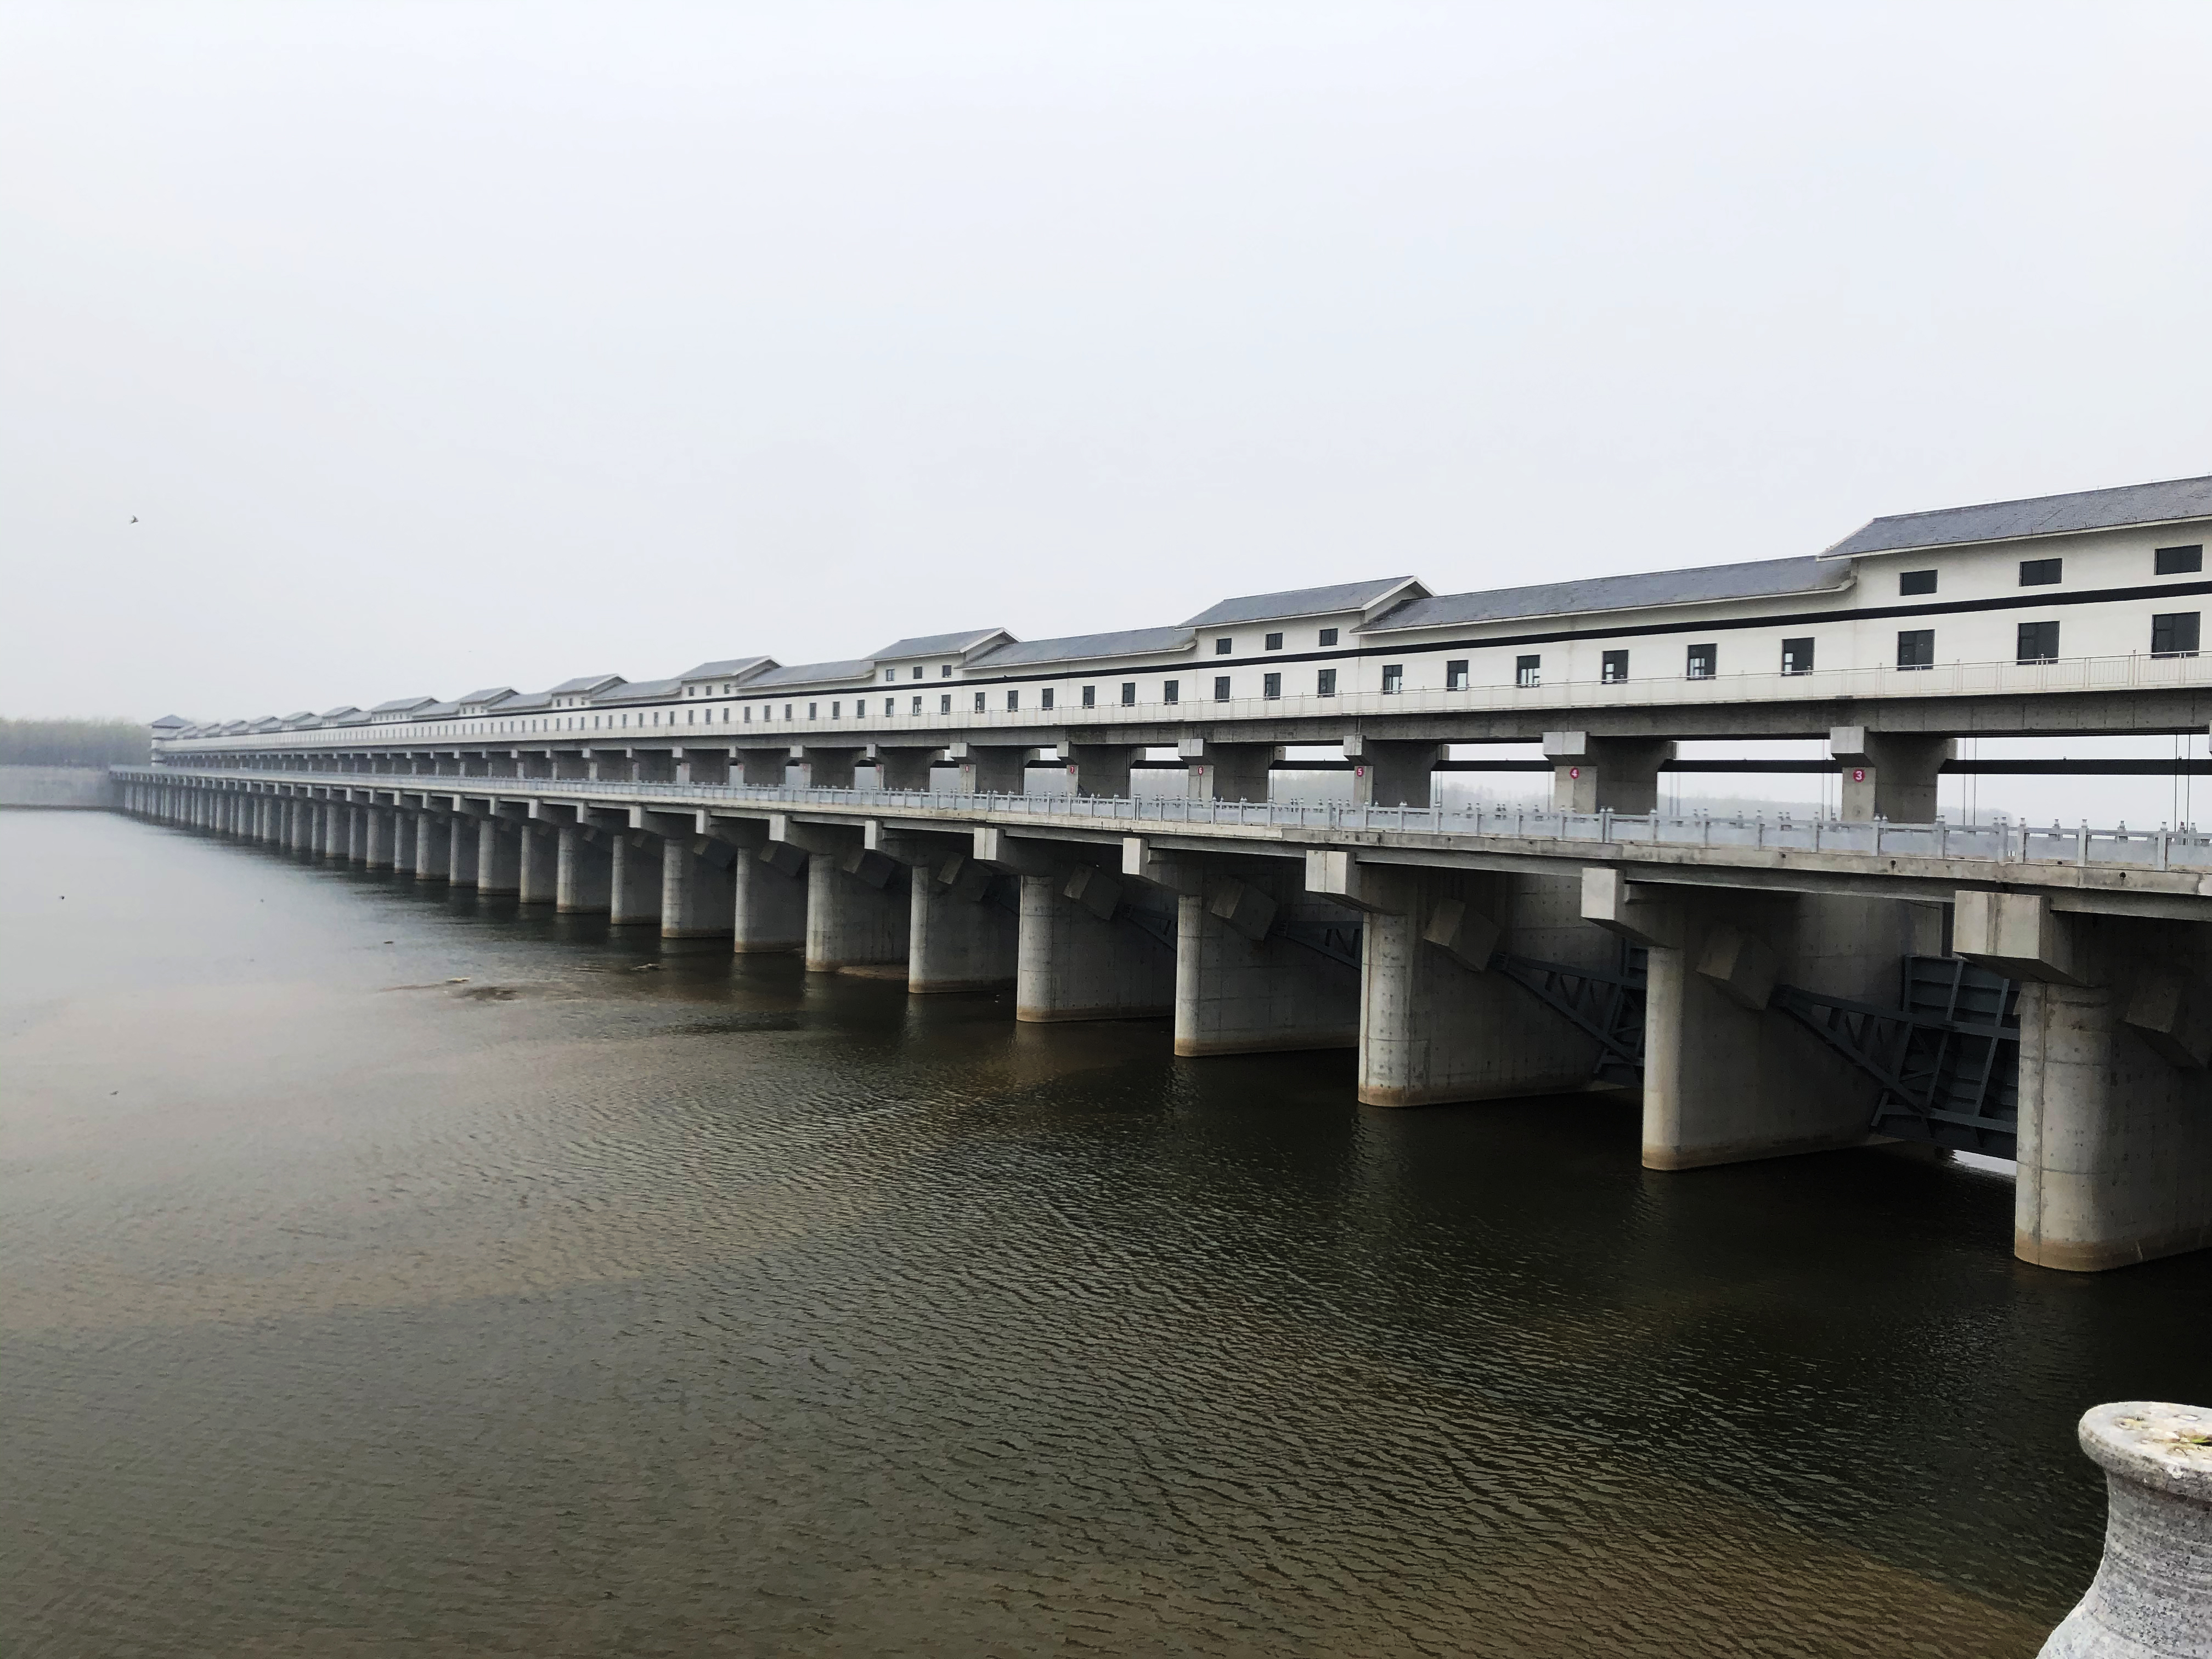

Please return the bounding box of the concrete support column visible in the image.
[324,803,348,858]
[735,747,789,788]
[950,742,1029,796]
[1159,850,1361,1056]
[661,833,737,939]
[898,834,1017,992]
[391,809,417,872]
[1345,737,1442,809]
[794,747,864,791]
[1587,871,1907,1169]
[870,745,942,792]
[709,821,806,953]
[776,820,907,971]
[346,805,367,863]
[1544,732,1676,813]
[556,824,613,914]
[446,815,479,889]
[1064,744,1142,799]
[1309,853,1607,1107]
[989,830,1174,1022]
[1180,737,1278,803]
[289,799,312,853]
[608,832,663,927]
[517,824,558,904]
[1831,727,1954,823]
[414,813,448,881]
[475,817,521,895]
[365,807,393,869]
[1956,893,2212,1271]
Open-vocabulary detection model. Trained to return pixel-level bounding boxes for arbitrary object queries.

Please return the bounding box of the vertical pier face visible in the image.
[804,842,909,972]
[555,823,613,915]
[1013,867,1175,1023]
[445,815,480,890]
[414,811,449,882]
[608,832,663,928]
[473,814,521,895]
[1967,901,2212,1271]
[1169,854,1359,1057]
[516,823,557,903]
[660,834,737,939]
[899,834,1018,993]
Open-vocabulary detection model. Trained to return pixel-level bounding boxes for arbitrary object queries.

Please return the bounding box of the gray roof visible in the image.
[870,629,1011,660]
[548,673,624,696]
[500,690,553,712]
[417,701,461,719]
[970,627,1196,669]
[455,686,515,708]
[1824,473,2212,558]
[371,695,438,714]
[593,677,682,704]
[1182,577,1424,629]
[150,714,190,729]
[1363,556,1851,634]
[677,656,775,683]
[748,658,876,691]
[319,705,362,720]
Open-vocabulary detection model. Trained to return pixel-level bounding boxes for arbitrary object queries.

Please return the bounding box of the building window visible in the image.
[2157,545,2204,575]
[1262,673,1282,698]
[1000,690,1016,711]
[884,698,895,716]
[1318,628,1339,646]
[743,707,752,722]
[974,691,987,712]
[1264,632,1283,650]
[1081,685,1096,708]
[1120,683,1136,706]
[1780,638,1814,675]
[1214,676,1231,700]
[2019,557,2063,586]
[831,702,840,718]
[1897,629,1934,669]
[783,705,792,720]
[2153,612,2201,657]
[2017,620,2059,663]
[940,695,951,713]
[1164,680,1179,704]
[1381,664,1404,693]
[1041,688,1055,710]
[1445,659,1469,691]
[1900,569,1937,595]
[1601,650,1628,684]
[911,696,922,714]
[807,703,817,720]
[1515,656,1539,687]
[1317,669,1337,696]
[884,670,896,683]
[1215,637,1233,654]
[941,665,952,678]
[911,667,924,680]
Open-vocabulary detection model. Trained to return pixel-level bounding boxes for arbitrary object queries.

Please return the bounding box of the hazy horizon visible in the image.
[8,2,2212,727]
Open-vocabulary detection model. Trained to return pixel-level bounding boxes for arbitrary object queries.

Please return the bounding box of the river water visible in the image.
[7,808,2211,1657]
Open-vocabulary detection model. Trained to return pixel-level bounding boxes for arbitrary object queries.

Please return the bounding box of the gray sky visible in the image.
[7,1,2212,724]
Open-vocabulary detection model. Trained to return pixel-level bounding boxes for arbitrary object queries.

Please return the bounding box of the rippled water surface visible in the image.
[8,809,2212,1657]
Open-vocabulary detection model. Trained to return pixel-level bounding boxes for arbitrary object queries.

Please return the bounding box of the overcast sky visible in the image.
[7,1,2212,723]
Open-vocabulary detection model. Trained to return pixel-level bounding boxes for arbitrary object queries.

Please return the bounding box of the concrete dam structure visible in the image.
[127,473,2212,1274]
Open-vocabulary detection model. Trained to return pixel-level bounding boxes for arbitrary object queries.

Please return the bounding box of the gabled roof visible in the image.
[500,690,553,712]
[1362,556,1851,634]
[251,716,285,732]
[455,686,516,709]
[320,705,363,720]
[221,720,251,734]
[280,710,319,726]
[1823,474,2212,559]
[150,714,190,730]
[592,677,683,705]
[748,659,876,691]
[677,656,776,684]
[416,701,461,719]
[1183,577,1426,629]
[548,673,625,696]
[870,629,1012,660]
[969,627,1197,669]
[371,695,438,714]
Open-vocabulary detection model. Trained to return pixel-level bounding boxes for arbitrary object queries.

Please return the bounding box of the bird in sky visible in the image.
[129,516,138,523]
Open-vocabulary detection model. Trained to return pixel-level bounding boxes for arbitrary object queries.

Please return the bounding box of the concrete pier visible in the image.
[1163,850,1359,1056]
[608,831,661,927]
[556,823,613,914]
[474,815,521,895]
[776,820,908,972]
[661,831,737,939]
[900,835,1018,992]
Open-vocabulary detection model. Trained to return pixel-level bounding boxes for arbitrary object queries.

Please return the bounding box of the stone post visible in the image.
[2039,1401,2212,1656]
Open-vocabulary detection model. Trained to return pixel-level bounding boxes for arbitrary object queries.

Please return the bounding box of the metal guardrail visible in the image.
[118,765,2212,872]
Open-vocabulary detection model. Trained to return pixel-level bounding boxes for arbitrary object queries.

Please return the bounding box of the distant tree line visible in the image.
[0,718,151,768]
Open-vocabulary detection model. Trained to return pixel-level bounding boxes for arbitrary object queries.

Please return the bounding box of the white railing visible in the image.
[119,766,2212,873]
[147,646,2212,753]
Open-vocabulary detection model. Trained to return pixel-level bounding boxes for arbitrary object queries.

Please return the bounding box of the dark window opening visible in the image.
[1081,685,1096,708]
[1686,643,1716,679]
[1601,650,1628,683]
[1163,680,1179,704]
[1215,637,1233,655]
[1318,628,1339,646]
[1897,629,1934,670]
[1006,690,1019,710]
[1515,655,1539,688]
[1446,659,1469,691]
[1262,673,1282,699]
[2158,545,2204,575]
[1780,637,1815,675]
[1213,676,1231,700]
[2017,620,2059,663]
[2019,557,2063,586]
[1899,569,1937,595]
[1120,683,1136,706]
[1381,664,1404,693]
[1317,669,1337,696]
[1041,687,1055,710]
[1264,632,1283,650]
[973,692,986,712]
[2153,612,2200,658]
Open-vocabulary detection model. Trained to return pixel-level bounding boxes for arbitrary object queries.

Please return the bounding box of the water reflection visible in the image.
[4,809,2207,1657]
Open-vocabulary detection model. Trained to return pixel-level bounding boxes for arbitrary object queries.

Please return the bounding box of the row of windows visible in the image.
[1894,544,2202,596]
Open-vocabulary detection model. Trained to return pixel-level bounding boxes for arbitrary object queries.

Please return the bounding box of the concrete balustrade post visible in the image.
[2039,1402,2212,1656]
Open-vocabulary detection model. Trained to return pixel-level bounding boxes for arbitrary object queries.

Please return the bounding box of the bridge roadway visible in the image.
[121,763,2212,1277]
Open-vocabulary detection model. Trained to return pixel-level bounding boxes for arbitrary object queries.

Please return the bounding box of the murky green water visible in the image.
[7,808,2210,1656]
